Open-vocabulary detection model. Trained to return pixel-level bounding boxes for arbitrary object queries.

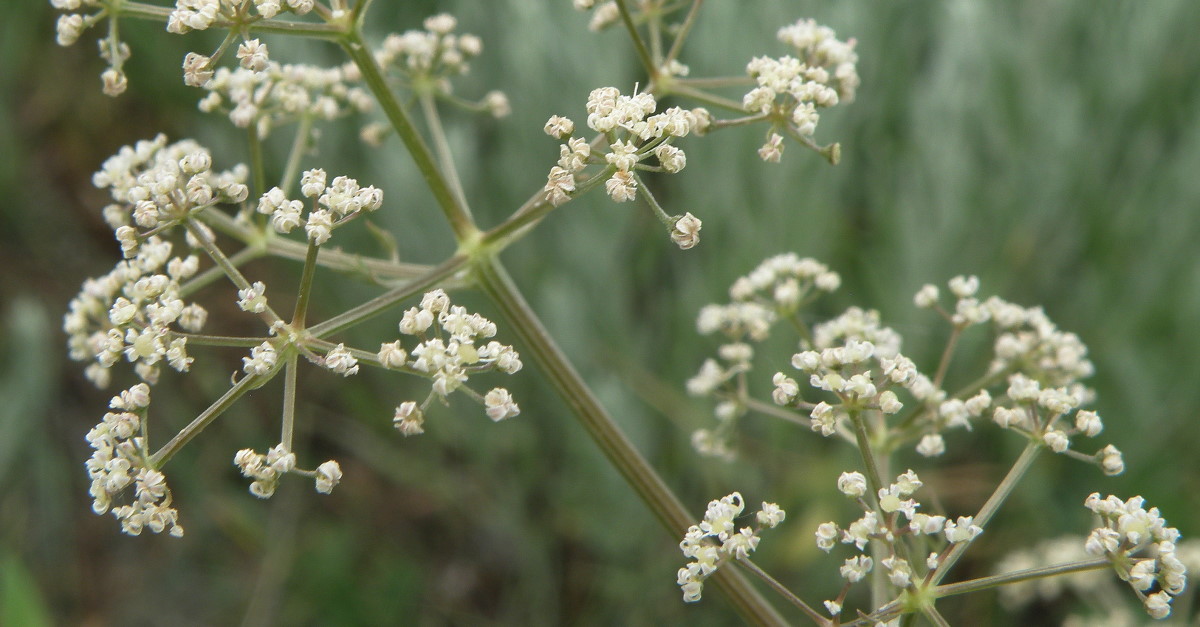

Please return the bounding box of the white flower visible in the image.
[837,471,867,498]
[393,401,425,436]
[483,388,520,421]
[323,343,359,376]
[756,502,786,528]
[916,433,945,457]
[914,284,939,308]
[670,213,702,250]
[237,281,268,313]
[314,460,342,494]
[236,39,270,72]
[944,516,982,544]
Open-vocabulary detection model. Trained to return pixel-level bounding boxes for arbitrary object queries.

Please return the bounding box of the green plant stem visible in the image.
[743,398,809,427]
[737,558,829,626]
[931,326,962,390]
[172,332,270,348]
[248,126,267,196]
[179,246,265,298]
[306,253,468,338]
[419,92,471,219]
[280,356,298,451]
[847,409,885,504]
[931,441,1042,585]
[280,115,314,193]
[118,2,346,39]
[667,83,745,112]
[473,256,787,627]
[921,606,951,627]
[339,29,478,242]
[614,0,657,78]
[149,372,262,467]
[934,558,1109,598]
[185,220,288,327]
[663,0,703,68]
[291,241,320,327]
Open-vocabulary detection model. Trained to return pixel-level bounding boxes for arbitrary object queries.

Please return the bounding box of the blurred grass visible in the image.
[4,0,1200,625]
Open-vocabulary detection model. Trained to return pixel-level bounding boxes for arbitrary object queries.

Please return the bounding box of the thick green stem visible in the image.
[474,256,787,627]
[280,356,298,451]
[291,241,321,328]
[339,29,478,242]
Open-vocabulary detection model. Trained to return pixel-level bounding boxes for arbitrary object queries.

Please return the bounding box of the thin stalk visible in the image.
[172,333,270,348]
[179,246,265,297]
[614,0,657,78]
[737,558,829,626]
[663,0,703,68]
[248,126,267,196]
[931,441,1041,585]
[743,398,809,427]
[419,93,472,218]
[149,372,262,467]
[339,29,478,242]
[921,606,951,627]
[847,409,885,504]
[931,326,962,390]
[306,254,469,338]
[934,558,1109,599]
[668,83,745,112]
[118,2,345,39]
[279,115,314,193]
[291,241,321,327]
[280,356,298,451]
[185,220,288,328]
[474,257,787,627]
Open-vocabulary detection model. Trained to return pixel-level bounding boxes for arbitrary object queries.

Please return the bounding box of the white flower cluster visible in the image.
[85,383,184,537]
[677,493,785,602]
[572,0,621,32]
[815,470,979,611]
[233,444,342,498]
[916,276,1095,386]
[92,135,249,256]
[1083,494,1187,619]
[64,237,206,388]
[776,18,860,104]
[375,14,483,88]
[382,290,523,434]
[990,373,1124,474]
[687,255,840,457]
[51,0,132,95]
[256,169,384,245]
[195,62,373,136]
[742,19,857,162]
[167,0,314,35]
[542,87,709,208]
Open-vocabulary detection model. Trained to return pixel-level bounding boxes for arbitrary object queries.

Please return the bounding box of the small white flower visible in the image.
[670,213,702,250]
[484,388,520,421]
[837,471,867,498]
[237,281,268,313]
[314,460,342,494]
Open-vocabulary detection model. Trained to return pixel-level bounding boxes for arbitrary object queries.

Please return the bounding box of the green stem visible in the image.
[931,326,962,390]
[149,372,263,466]
[737,558,829,626]
[474,256,787,627]
[339,28,478,242]
[419,92,471,218]
[248,126,267,197]
[291,241,320,328]
[668,83,745,112]
[280,115,314,194]
[614,0,657,79]
[921,606,951,627]
[179,246,265,297]
[172,333,270,348]
[117,2,345,39]
[185,219,288,327]
[931,441,1041,585]
[663,0,703,68]
[280,355,298,451]
[743,398,809,427]
[306,253,468,338]
[934,558,1109,599]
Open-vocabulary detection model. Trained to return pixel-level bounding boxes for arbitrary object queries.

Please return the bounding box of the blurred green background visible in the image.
[3,1,1199,625]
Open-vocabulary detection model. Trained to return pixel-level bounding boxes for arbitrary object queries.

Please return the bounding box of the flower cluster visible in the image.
[380,290,523,435]
[64,236,207,388]
[743,19,857,162]
[167,0,314,35]
[571,0,621,32]
[1083,493,1187,619]
[256,169,383,245]
[195,63,373,136]
[542,86,708,209]
[85,384,183,537]
[814,470,979,615]
[677,493,785,602]
[233,444,342,498]
[686,254,840,457]
[51,0,133,95]
[92,135,249,252]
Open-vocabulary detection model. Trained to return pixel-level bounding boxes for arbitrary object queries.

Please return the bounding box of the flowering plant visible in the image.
[47,0,1192,624]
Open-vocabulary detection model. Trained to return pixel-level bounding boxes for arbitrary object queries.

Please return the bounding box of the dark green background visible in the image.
[2,1,1198,625]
